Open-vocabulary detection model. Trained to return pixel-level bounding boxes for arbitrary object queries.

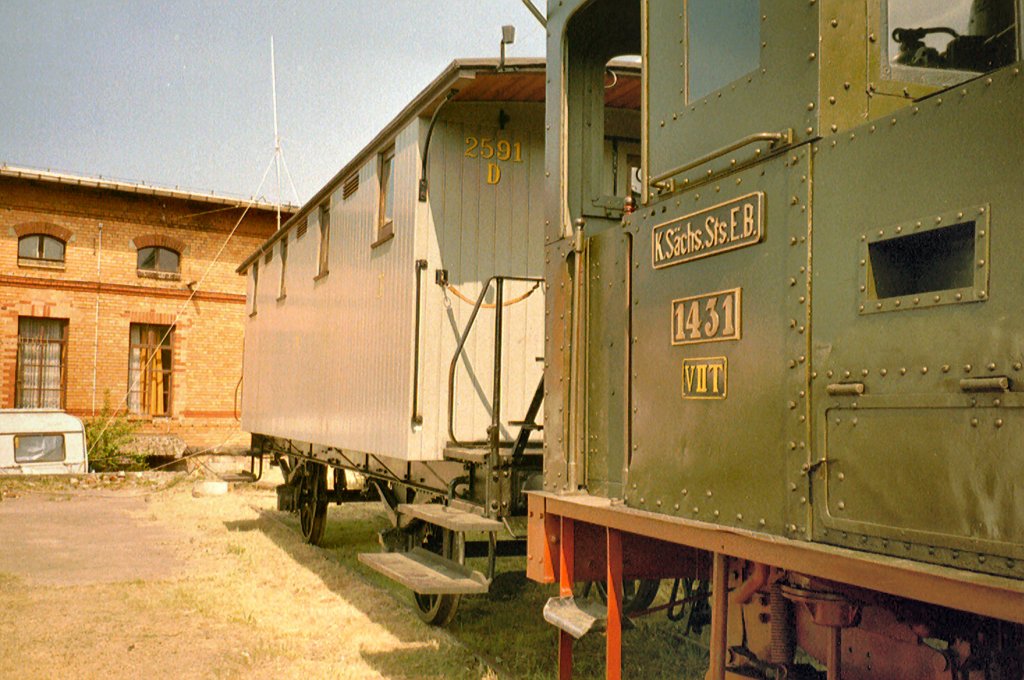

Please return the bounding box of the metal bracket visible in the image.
[543,596,607,639]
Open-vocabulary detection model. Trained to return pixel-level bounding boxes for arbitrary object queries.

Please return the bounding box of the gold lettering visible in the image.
[486,163,501,185]
[690,223,703,252]
[684,364,697,393]
[681,358,727,399]
[729,207,740,241]
[704,216,717,248]
[708,363,723,393]
[743,203,755,237]
[654,230,668,262]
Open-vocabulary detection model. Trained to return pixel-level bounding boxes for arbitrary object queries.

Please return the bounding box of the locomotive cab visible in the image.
[534,0,1024,677]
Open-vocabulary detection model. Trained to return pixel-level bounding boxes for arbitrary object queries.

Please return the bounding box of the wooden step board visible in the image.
[398,503,505,533]
[219,471,257,483]
[358,548,490,595]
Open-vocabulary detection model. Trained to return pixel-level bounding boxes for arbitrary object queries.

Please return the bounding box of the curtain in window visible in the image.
[129,324,172,415]
[16,317,65,409]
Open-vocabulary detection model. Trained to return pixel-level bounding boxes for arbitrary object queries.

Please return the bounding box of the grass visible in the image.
[288,501,711,679]
[0,478,709,678]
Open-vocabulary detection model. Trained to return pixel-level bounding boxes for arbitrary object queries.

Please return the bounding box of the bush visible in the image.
[85,397,146,472]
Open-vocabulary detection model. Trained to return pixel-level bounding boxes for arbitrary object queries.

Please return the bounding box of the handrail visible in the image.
[411,259,428,428]
[447,275,545,447]
[649,129,793,187]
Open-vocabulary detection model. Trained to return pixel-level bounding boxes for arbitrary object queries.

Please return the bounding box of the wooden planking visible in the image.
[397,503,505,532]
[358,549,490,595]
[242,124,418,459]
[244,100,547,462]
[430,102,545,447]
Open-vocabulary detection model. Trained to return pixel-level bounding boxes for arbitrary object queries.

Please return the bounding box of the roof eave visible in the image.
[237,58,547,273]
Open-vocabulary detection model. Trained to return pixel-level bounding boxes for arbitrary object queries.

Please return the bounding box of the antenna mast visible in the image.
[271,36,282,230]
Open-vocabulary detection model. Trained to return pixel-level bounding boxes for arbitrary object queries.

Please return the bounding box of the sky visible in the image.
[0,1,547,206]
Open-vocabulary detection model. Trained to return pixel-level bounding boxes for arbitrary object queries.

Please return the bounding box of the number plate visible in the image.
[652,192,764,269]
[671,288,742,346]
[681,357,728,400]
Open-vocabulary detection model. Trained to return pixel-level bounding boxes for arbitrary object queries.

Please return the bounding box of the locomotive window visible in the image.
[886,0,1018,80]
[686,0,760,103]
[867,221,975,299]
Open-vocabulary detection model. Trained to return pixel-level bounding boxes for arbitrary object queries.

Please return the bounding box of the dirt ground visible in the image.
[0,474,494,680]
[0,471,709,679]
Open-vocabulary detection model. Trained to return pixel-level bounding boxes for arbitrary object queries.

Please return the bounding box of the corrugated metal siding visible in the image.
[409,102,546,458]
[242,124,419,459]
[242,103,546,462]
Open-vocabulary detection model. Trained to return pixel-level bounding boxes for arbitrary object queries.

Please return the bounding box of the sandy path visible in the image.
[0,481,492,680]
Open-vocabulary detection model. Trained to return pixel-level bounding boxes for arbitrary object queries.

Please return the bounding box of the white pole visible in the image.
[271,36,282,230]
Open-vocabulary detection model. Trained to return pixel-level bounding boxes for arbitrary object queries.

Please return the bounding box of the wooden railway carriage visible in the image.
[237,59,640,624]
[529,0,1024,678]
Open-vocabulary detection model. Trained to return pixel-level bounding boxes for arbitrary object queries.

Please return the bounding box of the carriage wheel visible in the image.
[412,591,461,627]
[408,521,461,626]
[297,461,328,546]
[594,578,661,614]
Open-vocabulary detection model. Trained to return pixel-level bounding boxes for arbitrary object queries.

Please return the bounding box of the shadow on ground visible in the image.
[225,501,708,679]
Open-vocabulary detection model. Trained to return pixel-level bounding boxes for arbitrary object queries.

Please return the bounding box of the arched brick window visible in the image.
[18,234,65,263]
[137,246,180,273]
[14,222,72,266]
[132,234,185,277]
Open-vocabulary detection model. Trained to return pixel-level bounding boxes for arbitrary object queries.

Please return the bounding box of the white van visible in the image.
[0,409,88,475]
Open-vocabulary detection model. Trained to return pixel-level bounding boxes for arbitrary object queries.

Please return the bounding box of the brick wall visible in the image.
[0,175,287,451]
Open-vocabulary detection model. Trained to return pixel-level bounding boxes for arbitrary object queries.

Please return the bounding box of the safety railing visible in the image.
[446,275,544,450]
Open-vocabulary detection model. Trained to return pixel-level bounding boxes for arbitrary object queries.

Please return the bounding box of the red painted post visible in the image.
[606,527,623,680]
[709,552,729,680]
[558,517,575,680]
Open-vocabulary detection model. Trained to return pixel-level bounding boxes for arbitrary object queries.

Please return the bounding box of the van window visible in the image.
[14,434,65,463]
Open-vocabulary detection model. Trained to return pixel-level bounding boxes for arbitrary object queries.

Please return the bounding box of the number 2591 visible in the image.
[465,136,522,162]
[671,288,741,345]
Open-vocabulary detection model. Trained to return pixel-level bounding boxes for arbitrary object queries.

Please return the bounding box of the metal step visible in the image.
[358,548,490,595]
[443,445,509,464]
[443,444,541,464]
[543,596,608,639]
[220,471,257,483]
[398,503,505,533]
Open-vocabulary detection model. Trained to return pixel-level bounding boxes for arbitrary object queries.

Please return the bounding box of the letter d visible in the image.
[487,163,501,185]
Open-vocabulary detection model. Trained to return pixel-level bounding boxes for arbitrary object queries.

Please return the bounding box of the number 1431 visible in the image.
[671,288,741,345]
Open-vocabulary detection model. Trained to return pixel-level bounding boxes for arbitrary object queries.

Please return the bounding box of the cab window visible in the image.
[687,0,761,103]
[886,0,1018,80]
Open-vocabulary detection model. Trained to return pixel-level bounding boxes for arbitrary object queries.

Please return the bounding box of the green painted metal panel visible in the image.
[585,229,631,498]
[646,0,820,190]
[623,148,812,535]
[810,63,1024,576]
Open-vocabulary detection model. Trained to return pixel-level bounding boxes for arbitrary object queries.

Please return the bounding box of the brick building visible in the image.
[0,164,293,453]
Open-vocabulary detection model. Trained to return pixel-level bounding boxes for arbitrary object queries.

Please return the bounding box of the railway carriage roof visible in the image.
[237,57,639,273]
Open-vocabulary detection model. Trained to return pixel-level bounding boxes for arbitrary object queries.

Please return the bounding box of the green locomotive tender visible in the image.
[529,0,1024,678]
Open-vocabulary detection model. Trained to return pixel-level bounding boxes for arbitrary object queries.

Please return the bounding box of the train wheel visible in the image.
[413,592,461,627]
[409,522,461,626]
[594,578,661,614]
[298,462,328,546]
